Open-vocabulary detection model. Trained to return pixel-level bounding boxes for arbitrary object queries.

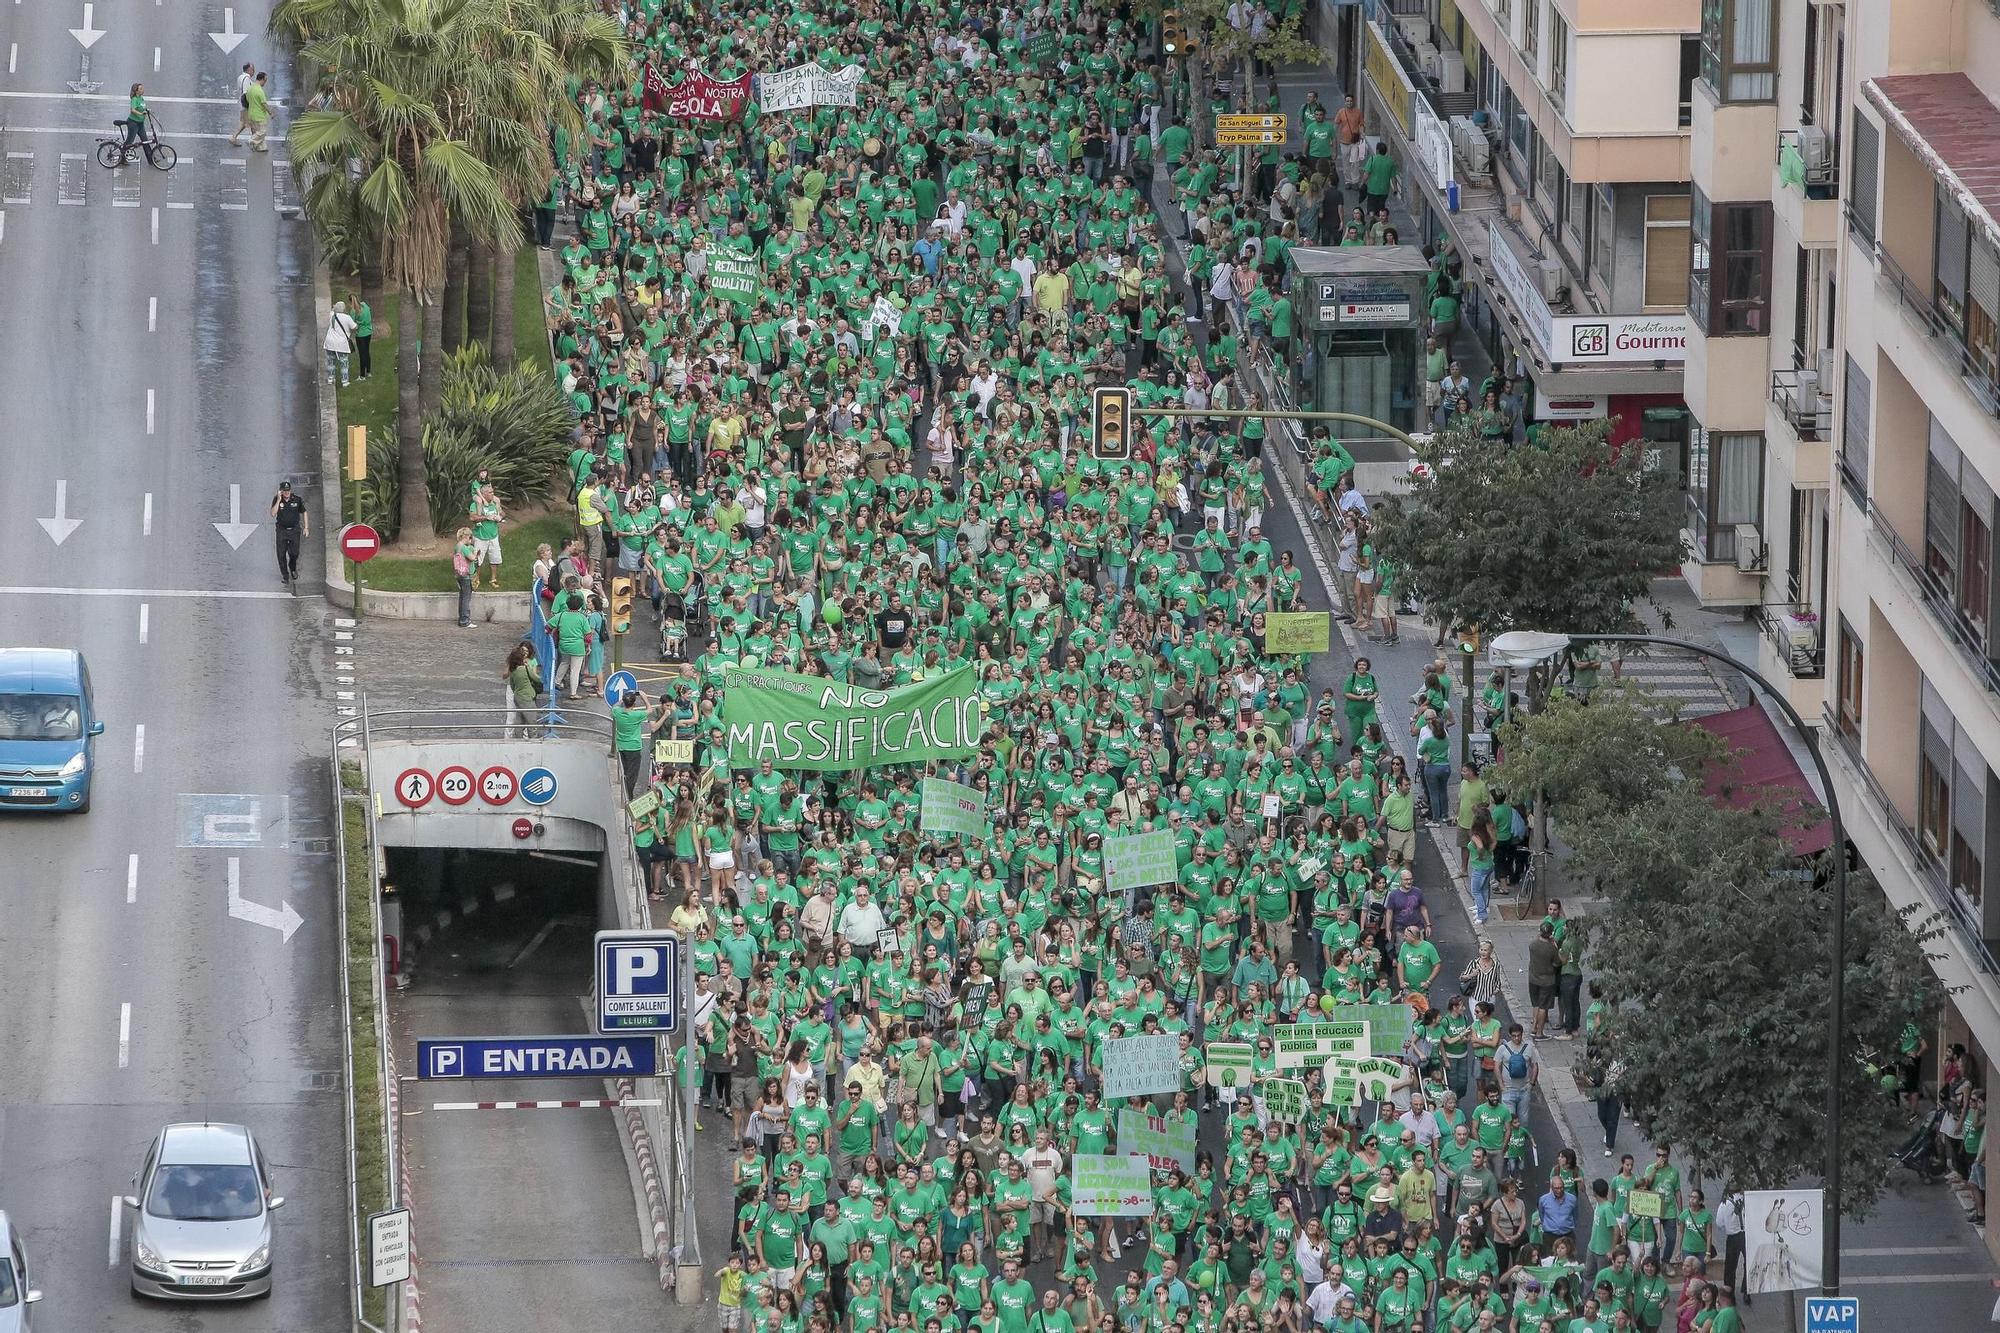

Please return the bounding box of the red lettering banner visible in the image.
[642,64,751,121]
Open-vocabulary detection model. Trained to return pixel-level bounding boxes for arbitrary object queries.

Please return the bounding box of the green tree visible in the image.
[1576,782,1936,1212]
[1490,684,1726,836]
[1372,419,1686,639]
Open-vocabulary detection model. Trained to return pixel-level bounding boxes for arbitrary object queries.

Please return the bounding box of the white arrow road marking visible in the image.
[213,483,260,550]
[227,856,303,942]
[37,479,81,545]
[209,6,247,53]
[69,3,105,49]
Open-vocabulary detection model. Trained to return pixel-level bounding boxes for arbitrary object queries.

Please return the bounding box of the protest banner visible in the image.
[1263,1078,1307,1123]
[653,738,695,765]
[1272,1021,1371,1068]
[758,62,865,112]
[919,776,988,839]
[706,253,761,307]
[1325,1076,1360,1106]
[643,65,751,120]
[1103,828,1178,893]
[1324,1002,1414,1055]
[1626,1189,1663,1219]
[1070,1154,1153,1216]
[1264,611,1333,654]
[1203,1041,1255,1091]
[1101,1033,1181,1099]
[627,791,661,820]
[1024,30,1059,64]
[1324,1054,1406,1098]
[1116,1109,1197,1172]
[721,666,981,771]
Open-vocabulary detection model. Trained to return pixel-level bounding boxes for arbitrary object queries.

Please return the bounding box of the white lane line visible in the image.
[137,602,148,643]
[0,212,6,246]
[153,46,161,74]
[0,584,296,600]
[145,388,155,435]
[8,44,15,75]
[142,491,152,534]
[126,853,138,903]
[147,296,156,333]
[0,90,285,107]
[132,724,144,773]
[117,1002,131,1068]
[0,125,286,142]
[109,1195,122,1267]
[150,205,158,245]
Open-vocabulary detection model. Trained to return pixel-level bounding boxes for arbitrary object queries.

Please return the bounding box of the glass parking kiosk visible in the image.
[1285,245,1430,436]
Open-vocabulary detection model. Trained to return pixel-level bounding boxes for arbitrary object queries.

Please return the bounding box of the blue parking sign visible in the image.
[595,930,681,1034]
[1804,1297,1859,1333]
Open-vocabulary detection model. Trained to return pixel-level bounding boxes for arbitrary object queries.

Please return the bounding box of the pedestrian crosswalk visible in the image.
[0,145,301,215]
[1604,647,1738,717]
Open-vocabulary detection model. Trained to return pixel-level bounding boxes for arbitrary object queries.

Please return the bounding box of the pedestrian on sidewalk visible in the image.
[244,71,271,152]
[350,294,373,380]
[451,526,477,628]
[1715,1190,1748,1302]
[1333,94,1366,189]
[1495,1024,1539,1132]
[323,301,359,387]
[503,642,541,739]
[1528,922,1562,1039]
[228,62,256,147]
[469,484,505,589]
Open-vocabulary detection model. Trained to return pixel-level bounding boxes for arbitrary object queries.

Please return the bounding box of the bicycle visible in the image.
[96,119,176,171]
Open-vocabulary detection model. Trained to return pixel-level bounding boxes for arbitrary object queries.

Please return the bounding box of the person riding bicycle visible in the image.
[121,83,152,147]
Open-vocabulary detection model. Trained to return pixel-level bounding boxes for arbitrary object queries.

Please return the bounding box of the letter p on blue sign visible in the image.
[595,930,681,1034]
[1804,1297,1859,1333]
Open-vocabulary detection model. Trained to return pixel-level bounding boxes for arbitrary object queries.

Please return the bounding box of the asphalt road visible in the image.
[0,6,349,1329]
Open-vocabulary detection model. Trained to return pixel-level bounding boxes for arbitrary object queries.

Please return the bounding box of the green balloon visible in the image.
[1319,994,1336,1013]
[823,604,844,626]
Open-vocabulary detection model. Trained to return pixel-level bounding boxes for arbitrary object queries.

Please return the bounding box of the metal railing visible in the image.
[1756,602,1826,678]
[333,707,614,747]
[1876,245,2000,419]
[1866,502,2000,701]
[1770,367,1833,441]
[1821,705,2000,973]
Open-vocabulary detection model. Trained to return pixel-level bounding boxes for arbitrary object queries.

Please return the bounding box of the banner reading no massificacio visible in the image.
[721,666,983,771]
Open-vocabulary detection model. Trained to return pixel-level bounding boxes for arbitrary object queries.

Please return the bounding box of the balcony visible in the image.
[1774,129,1841,248]
[1822,707,2000,975]
[1876,247,2000,419]
[1758,603,1825,678]
[1770,367,1833,441]
[1866,502,2000,701]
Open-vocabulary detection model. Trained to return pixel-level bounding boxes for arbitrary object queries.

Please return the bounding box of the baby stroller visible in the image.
[1892,1103,1946,1182]
[657,591,689,662]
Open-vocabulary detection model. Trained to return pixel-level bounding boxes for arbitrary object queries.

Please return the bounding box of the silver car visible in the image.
[124,1123,283,1300]
[0,1211,42,1333]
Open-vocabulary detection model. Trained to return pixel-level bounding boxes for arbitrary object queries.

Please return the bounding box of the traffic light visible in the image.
[610,576,635,636]
[1161,6,1193,55]
[1459,626,1481,654]
[1091,385,1134,463]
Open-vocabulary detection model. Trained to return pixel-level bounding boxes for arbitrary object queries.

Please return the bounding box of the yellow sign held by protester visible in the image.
[1265,611,1333,654]
[653,738,695,765]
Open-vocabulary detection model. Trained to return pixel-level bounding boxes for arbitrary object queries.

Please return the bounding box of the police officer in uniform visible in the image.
[271,480,308,587]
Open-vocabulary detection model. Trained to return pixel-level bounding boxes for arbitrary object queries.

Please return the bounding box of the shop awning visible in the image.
[1684,704,1833,858]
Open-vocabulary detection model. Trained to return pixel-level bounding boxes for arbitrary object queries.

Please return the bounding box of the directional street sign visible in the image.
[604,670,638,701]
[435,765,475,806]
[1216,113,1287,146]
[595,930,682,1034]
[519,766,559,806]
[1803,1297,1859,1333]
[478,765,517,805]
[416,1034,658,1079]
[393,768,434,808]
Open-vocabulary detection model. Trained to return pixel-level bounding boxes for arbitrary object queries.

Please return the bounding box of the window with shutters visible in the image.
[1645,195,1692,309]
[1836,618,1863,740]
[1839,353,1871,502]
[1936,186,1969,331]
[1847,111,1879,248]
[1924,415,1998,653]
[1549,11,1570,111]
[1970,236,1999,385]
[1919,679,1989,908]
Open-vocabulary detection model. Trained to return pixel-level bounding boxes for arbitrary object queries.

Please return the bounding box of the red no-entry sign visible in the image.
[340,523,382,564]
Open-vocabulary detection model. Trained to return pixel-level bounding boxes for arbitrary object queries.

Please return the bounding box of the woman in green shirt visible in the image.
[1341,658,1380,747]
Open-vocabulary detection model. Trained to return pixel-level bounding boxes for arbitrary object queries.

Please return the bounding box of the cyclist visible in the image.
[122,82,151,148]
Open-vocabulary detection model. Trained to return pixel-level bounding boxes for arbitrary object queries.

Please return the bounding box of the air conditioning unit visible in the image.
[1535,255,1564,301]
[1434,49,1468,94]
[1734,525,1766,573]
[1397,14,1431,47]
[1814,347,1838,386]
[1450,116,1491,176]
[1413,41,1440,73]
[1797,124,1834,184]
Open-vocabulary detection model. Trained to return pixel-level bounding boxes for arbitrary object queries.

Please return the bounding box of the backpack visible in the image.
[1505,1044,1528,1080]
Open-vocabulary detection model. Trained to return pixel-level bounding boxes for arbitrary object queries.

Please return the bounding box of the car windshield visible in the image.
[0,694,81,741]
[0,1258,15,1305]
[146,1164,263,1221]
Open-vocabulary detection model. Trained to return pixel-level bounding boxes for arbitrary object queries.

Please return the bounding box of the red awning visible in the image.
[1684,704,1833,857]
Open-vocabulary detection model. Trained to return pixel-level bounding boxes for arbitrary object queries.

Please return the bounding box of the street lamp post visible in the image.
[1489,630,1849,1298]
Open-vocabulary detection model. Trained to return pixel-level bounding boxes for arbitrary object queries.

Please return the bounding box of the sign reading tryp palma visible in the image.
[721,666,983,771]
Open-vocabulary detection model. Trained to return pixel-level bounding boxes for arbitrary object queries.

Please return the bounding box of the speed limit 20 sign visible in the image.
[435,765,476,806]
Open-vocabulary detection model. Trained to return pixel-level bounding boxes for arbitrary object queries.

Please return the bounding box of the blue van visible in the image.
[0,648,103,813]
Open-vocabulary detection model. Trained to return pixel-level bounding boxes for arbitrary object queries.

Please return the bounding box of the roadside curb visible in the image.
[615,1076,677,1293]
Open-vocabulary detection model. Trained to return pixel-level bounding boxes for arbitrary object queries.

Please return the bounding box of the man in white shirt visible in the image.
[836,885,887,957]
[1306,1280,1358,1326]
[1716,1191,1748,1303]
[1019,1127,1064,1262]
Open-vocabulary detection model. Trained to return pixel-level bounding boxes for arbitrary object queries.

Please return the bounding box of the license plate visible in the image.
[7,787,48,797]
[178,1274,231,1286]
